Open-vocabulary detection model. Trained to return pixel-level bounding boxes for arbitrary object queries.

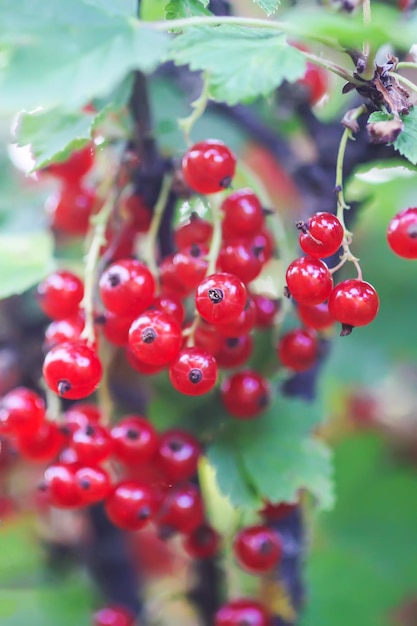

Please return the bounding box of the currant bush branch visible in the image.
[141,172,174,280]
[178,72,211,145]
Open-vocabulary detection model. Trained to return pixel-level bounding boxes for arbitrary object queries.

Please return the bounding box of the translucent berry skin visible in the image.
[169,347,218,396]
[157,482,204,534]
[71,423,112,465]
[253,294,279,328]
[93,606,135,626]
[297,302,334,330]
[174,215,213,249]
[387,207,417,259]
[182,140,237,195]
[125,347,167,376]
[45,144,94,183]
[286,257,333,306]
[17,421,66,463]
[43,463,83,508]
[157,429,201,483]
[194,321,223,356]
[48,184,97,237]
[99,259,156,317]
[218,240,263,284]
[43,341,102,400]
[102,311,137,347]
[299,213,344,258]
[216,335,253,369]
[152,294,185,325]
[169,244,209,290]
[76,465,111,505]
[215,599,271,626]
[260,500,298,521]
[183,524,221,559]
[0,387,45,436]
[105,480,156,531]
[221,370,270,419]
[110,416,159,466]
[233,525,282,574]
[299,63,328,106]
[216,297,257,337]
[328,279,379,330]
[277,328,318,372]
[44,315,85,351]
[128,310,182,366]
[221,189,264,239]
[195,273,247,325]
[37,271,84,320]
[64,403,101,433]
[123,193,152,233]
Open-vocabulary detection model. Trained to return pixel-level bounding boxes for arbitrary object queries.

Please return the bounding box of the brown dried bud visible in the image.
[367,119,404,144]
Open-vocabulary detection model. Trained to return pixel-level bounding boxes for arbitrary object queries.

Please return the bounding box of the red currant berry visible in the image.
[157,429,201,483]
[42,462,83,508]
[71,423,112,465]
[125,347,167,375]
[159,255,193,299]
[298,63,328,106]
[387,207,417,259]
[0,387,45,436]
[64,403,101,433]
[170,244,209,290]
[183,524,221,559]
[252,294,279,327]
[45,144,94,183]
[298,212,344,258]
[17,421,66,463]
[233,525,282,574]
[194,321,223,356]
[101,223,136,262]
[328,279,379,335]
[286,257,333,306]
[277,328,318,372]
[196,273,247,325]
[216,298,257,337]
[151,294,185,325]
[260,500,298,521]
[297,302,333,330]
[47,184,97,237]
[215,599,271,626]
[182,140,236,195]
[169,347,218,396]
[221,370,270,419]
[105,480,156,531]
[37,271,84,320]
[102,311,137,346]
[218,240,263,284]
[99,259,155,317]
[76,465,111,505]
[174,214,213,249]
[157,482,204,534]
[128,310,182,366]
[93,606,135,626]
[43,341,102,399]
[110,416,158,466]
[252,227,275,263]
[123,193,152,233]
[43,314,85,351]
[221,189,264,239]
[215,335,253,369]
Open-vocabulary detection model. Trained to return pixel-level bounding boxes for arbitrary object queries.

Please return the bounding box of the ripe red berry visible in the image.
[297,302,334,330]
[233,525,282,574]
[215,599,271,626]
[157,429,201,483]
[166,244,209,290]
[183,524,221,559]
[93,606,135,626]
[71,423,112,465]
[43,341,102,399]
[99,259,156,317]
[151,294,185,325]
[125,347,167,376]
[169,347,218,396]
[215,335,253,369]
[221,189,264,239]
[193,321,223,356]
[298,212,344,258]
[47,184,97,237]
[76,465,111,505]
[216,298,257,337]
[159,255,193,299]
[42,462,83,508]
[43,314,85,351]
[128,310,182,366]
[298,62,328,106]
[174,214,213,249]
[102,310,137,347]
[277,328,318,372]
[45,144,95,182]
[110,416,158,466]
[328,279,379,335]
[286,257,333,305]
[252,228,275,264]
[105,481,156,531]
[218,239,263,284]
[17,421,66,463]
[157,482,204,534]
[64,403,102,433]
[387,207,417,259]
[195,273,247,325]
[182,140,236,195]
[260,500,298,521]
[123,193,152,233]
[221,370,270,419]
[37,271,84,320]
[0,387,45,436]
[252,294,279,327]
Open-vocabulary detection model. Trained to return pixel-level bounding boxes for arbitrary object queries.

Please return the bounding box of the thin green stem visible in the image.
[178,73,211,145]
[387,71,417,95]
[206,194,223,276]
[397,62,417,71]
[141,173,173,280]
[301,51,357,83]
[362,0,371,59]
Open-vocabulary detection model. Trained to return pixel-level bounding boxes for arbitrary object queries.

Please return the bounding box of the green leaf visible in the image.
[0,231,54,299]
[165,0,210,19]
[17,109,94,171]
[83,0,137,15]
[206,443,259,509]
[207,394,334,510]
[368,108,417,165]
[169,26,306,105]
[0,0,169,113]
[301,435,417,626]
[254,0,280,16]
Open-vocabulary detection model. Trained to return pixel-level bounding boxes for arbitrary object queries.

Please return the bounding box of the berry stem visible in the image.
[44,383,62,422]
[387,71,417,95]
[397,62,417,71]
[362,0,372,64]
[178,73,211,145]
[141,173,174,280]
[206,194,223,276]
